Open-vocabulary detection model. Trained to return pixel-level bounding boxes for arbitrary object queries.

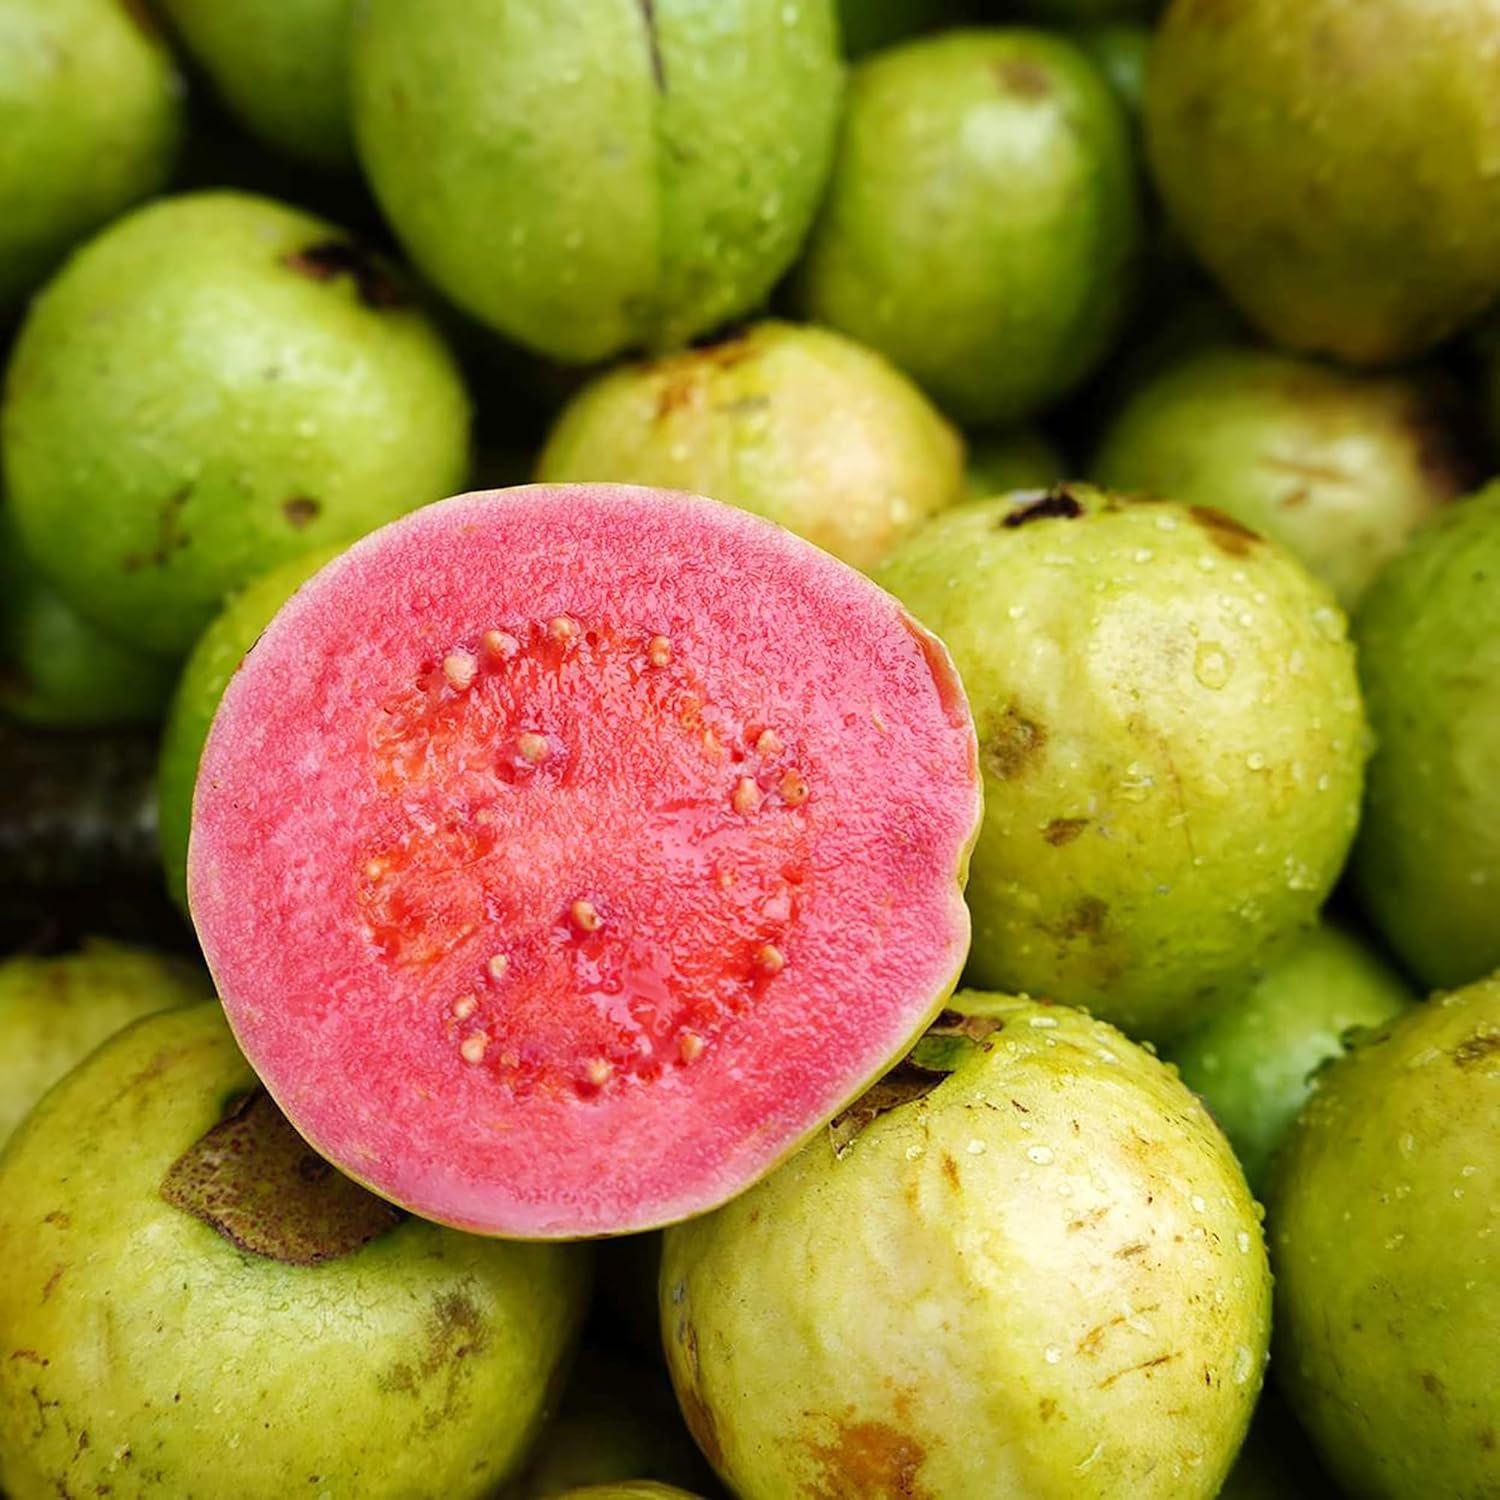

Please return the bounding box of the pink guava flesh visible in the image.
[189,485,979,1237]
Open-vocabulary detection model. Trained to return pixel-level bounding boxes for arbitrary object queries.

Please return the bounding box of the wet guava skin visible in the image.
[0,939,211,1147]
[660,995,1270,1498]
[1094,345,1471,608]
[1,190,471,656]
[1146,0,1500,365]
[1353,482,1500,990]
[1168,921,1415,1194]
[0,0,183,312]
[876,488,1366,1040]
[0,1004,591,1500]
[964,428,1065,502]
[1268,977,1500,1497]
[535,322,964,571]
[352,0,842,363]
[800,30,1141,425]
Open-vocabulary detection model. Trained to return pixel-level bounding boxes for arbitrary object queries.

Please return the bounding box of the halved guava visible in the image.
[189,484,980,1238]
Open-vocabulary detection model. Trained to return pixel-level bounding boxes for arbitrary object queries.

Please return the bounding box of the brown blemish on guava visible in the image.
[1187,505,1260,557]
[118,0,159,37]
[637,0,667,91]
[1038,1397,1058,1422]
[1001,487,1085,528]
[1067,1206,1110,1234]
[805,1419,931,1500]
[940,1153,959,1189]
[9,1350,47,1366]
[1420,1370,1446,1401]
[1115,1241,1149,1259]
[42,1211,70,1229]
[376,1287,491,1433]
[1098,1351,1178,1389]
[41,1267,64,1301]
[1453,1031,1500,1068]
[160,1086,404,1265]
[283,242,405,310]
[123,485,192,572]
[1257,454,1353,489]
[981,705,1047,780]
[1043,817,1090,846]
[931,1010,1004,1045]
[829,1068,943,1158]
[1480,1427,1496,1451]
[1049,895,1109,943]
[673,1320,724,1469]
[282,496,321,530]
[994,59,1052,98]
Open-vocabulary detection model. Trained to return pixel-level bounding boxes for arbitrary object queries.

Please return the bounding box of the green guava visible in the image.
[0,938,211,1147]
[1268,975,1500,1496]
[964,429,1065,502]
[557,1488,703,1499]
[1353,481,1500,989]
[1,510,176,728]
[0,0,183,312]
[660,994,1270,1498]
[1168,921,1415,1194]
[875,485,1366,1040]
[1146,0,1500,364]
[535,322,964,570]
[800,29,1141,424]
[1064,21,1149,118]
[837,0,973,55]
[1093,345,1473,607]
[0,1002,591,1499]
[351,0,843,363]
[157,0,353,169]
[1,190,472,656]
[157,543,343,909]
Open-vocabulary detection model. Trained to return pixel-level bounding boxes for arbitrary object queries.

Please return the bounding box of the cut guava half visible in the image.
[189,485,979,1238]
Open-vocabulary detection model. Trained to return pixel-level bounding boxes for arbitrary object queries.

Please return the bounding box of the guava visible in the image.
[837,0,973,56]
[1093,346,1473,607]
[1353,481,1500,989]
[659,994,1271,1498]
[1268,975,1500,1496]
[1145,0,1500,365]
[875,484,1366,1040]
[157,0,353,170]
[351,0,843,364]
[558,1488,702,1499]
[799,30,1141,424]
[0,1003,591,1499]
[1,190,472,655]
[535,322,964,571]
[188,484,981,1237]
[1065,21,1149,119]
[158,544,344,909]
[1168,921,1415,1194]
[964,429,1065,502]
[0,0,183,312]
[0,938,211,1146]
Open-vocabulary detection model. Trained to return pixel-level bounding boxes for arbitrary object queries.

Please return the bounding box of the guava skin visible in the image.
[876,487,1366,1040]
[837,0,972,55]
[536,322,964,571]
[1268,977,1500,1497]
[1093,345,1472,608]
[0,939,211,1147]
[1,191,472,656]
[800,30,1141,425]
[352,0,842,364]
[1167,922,1415,1195]
[157,544,344,911]
[964,428,1065,502]
[157,0,354,170]
[0,1003,591,1500]
[0,0,183,313]
[1353,482,1500,990]
[557,1488,703,1499]
[660,994,1270,1499]
[1146,0,1500,366]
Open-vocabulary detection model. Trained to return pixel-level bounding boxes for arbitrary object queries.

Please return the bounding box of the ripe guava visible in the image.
[1,190,471,655]
[964,429,1065,502]
[1353,482,1500,989]
[158,543,344,910]
[157,0,353,170]
[1168,921,1415,1193]
[659,994,1270,1498]
[1268,975,1500,1496]
[1146,0,1500,365]
[799,30,1141,424]
[188,484,981,1238]
[535,322,964,571]
[0,1002,591,1500]
[351,0,842,363]
[875,484,1366,1040]
[0,938,211,1146]
[0,0,183,312]
[1093,345,1473,607]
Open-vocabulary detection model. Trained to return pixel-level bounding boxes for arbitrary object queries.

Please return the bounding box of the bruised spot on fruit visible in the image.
[1044,817,1090,846]
[829,1066,944,1158]
[1097,1350,1178,1389]
[283,241,405,310]
[981,705,1047,780]
[940,1152,959,1188]
[282,496,321,530]
[1050,895,1109,943]
[637,0,667,92]
[804,1418,931,1500]
[1481,1428,1497,1452]
[160,1087,404,1265]
[123,485,192,572]
[1038,1397,1058,1422]
[674,1320,724,1468]
[1000,487,1085,528]
[1452,1030,1500,1068]
[1188,505,1261,557]
[994,59,1052,99]
[1421,1370,1446,1401]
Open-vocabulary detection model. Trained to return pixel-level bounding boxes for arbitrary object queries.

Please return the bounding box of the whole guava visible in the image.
[964,428,1065,502]
[800,29,1141,424]
[351,0,842,363]
[0,1003,591,1500]
[1353,482,1500,989]
[535,322,964,570]
[0,0,183,312]
[1168,921,1415,1194]
[1146,0,1500,364]
[1093,345,1473,607]
[1,191,471,655]
[660,995,1270,1498]
[1268,976,1500,1496]
[876,485,1366,1040]
[0,938,211,1146]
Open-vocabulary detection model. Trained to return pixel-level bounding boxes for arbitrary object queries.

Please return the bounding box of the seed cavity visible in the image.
[460,1033,489,1064]
[571,899,603,933]
[647,634,673,667]
[732,777,762,815]
[442,651,478,691]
